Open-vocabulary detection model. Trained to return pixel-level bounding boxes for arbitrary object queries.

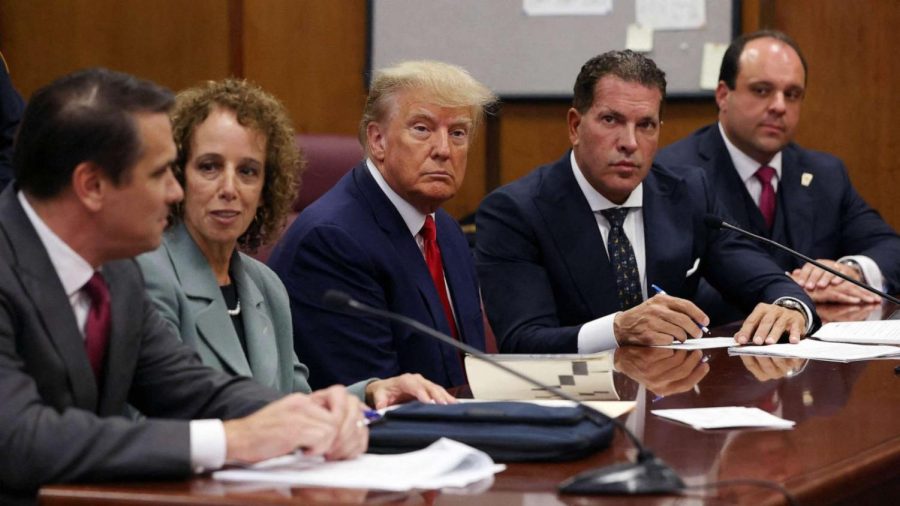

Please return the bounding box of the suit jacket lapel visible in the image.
[642,168,695,295]
[98,261,142,415]
[0,190,98,410]
[166,225,252,378]
[702,127,769,234]
[777,146,815,254]
[435,212,483,349]
[231,254,278,387]
[352,165,452,335]
[534,155,621,318]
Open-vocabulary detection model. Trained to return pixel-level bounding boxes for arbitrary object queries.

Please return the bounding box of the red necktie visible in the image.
[755,165,777,230]
[421,216,459,338]
[83,272,111,381]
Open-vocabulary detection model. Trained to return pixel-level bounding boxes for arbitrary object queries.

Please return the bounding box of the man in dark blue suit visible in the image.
[657,30,900,317]
[269,60,495,389]
[0,51,25,191]
[476,50,816,354]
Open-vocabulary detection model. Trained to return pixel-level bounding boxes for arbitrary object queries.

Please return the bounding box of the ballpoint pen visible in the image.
[650,284,711,335]
[363,409,384,426]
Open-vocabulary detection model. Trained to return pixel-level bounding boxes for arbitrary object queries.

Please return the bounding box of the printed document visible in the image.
[728,338,900,362]
[213,438,504,491]
[652,407,795,430]
[813,320,900,345]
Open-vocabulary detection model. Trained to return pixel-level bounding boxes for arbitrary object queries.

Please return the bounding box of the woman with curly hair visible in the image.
[137,78,452,407]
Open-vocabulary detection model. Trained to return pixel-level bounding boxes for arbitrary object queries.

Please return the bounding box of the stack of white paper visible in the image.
[655,337,737,349]
[813,320,900,345]
[652,407,795,430]
[728,338,900,362]
[213,438,505,491]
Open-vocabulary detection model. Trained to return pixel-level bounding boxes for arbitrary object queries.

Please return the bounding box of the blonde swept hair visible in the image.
[358,60,497,153]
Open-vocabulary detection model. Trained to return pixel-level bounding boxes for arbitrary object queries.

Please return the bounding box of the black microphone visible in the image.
[704,214,900,305]
[322,289,685,495]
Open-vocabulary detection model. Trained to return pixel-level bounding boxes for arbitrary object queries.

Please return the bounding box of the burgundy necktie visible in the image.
[420,216,459,339]
[755,165,777,230]
[83,272,111,381]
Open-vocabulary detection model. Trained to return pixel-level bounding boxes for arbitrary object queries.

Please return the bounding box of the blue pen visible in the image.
[363,409,383,426]
[650,284,710,335]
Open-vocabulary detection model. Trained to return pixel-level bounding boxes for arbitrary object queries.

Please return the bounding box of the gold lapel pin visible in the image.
[801,172,814,187]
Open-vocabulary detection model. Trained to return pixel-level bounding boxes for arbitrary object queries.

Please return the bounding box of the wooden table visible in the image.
[40,305,900,505]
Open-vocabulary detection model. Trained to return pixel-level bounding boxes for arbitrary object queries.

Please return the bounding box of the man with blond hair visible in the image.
[270,60,496,389]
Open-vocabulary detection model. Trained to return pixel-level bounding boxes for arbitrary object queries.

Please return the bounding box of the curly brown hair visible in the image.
[170,78,304,252]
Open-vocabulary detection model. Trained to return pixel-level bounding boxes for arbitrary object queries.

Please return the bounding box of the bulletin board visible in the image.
[368,0,740,99]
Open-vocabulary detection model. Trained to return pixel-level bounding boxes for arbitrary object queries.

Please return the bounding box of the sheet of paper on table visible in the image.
[655,337,737,349]
[652,407,795,430]
[813,320,900,345]
[728,338,900,362]
[213,438,504,491]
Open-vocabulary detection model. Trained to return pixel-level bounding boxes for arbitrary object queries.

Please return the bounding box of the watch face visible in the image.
[779,300,800,310]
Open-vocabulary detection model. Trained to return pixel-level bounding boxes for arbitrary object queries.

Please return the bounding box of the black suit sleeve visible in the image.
[695,180,818,326]
[476,189,581,353]
[0,261,280,492]
[0,58,24,192]
[831,163,900,293]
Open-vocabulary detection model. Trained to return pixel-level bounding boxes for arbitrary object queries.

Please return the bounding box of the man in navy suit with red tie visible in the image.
[656,30,900,322]
[270,60,495,389]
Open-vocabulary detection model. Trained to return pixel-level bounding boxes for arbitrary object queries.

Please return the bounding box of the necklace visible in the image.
[227,299,241,316]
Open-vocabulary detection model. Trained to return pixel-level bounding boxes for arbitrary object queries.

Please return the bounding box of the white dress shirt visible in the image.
[17,192,225,474]
[718,123,883,289]
[569,153,647,353]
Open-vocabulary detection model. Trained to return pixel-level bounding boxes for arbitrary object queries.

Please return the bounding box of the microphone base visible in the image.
[558,456,685,495]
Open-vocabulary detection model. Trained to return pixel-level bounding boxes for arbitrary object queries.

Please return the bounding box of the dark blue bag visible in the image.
[368,401,615,462]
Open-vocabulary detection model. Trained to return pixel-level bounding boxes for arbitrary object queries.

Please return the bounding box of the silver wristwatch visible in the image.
[775,298,808,328]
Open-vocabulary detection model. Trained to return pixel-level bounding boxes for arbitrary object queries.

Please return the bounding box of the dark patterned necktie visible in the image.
[600,208,643,310]
[83,272,111,382]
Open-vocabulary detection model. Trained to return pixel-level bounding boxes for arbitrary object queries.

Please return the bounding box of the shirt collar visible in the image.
[366,158,432,237]
[718,122,782,184]
[17,191,95,297]
[570,151,643,212]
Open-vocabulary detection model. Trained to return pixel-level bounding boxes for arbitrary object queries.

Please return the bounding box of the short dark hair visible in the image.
[572,50,667,114]
[719,30,808,89]
[14,67,174,198]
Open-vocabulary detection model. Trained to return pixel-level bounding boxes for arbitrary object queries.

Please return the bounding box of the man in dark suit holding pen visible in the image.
[476,50,816,354]
[0,68,366,503]
[656,30,900,320]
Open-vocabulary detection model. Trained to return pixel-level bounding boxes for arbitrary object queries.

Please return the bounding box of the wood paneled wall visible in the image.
[772,0,900,229]
[1,0,897,225]
[0,0,232,96]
